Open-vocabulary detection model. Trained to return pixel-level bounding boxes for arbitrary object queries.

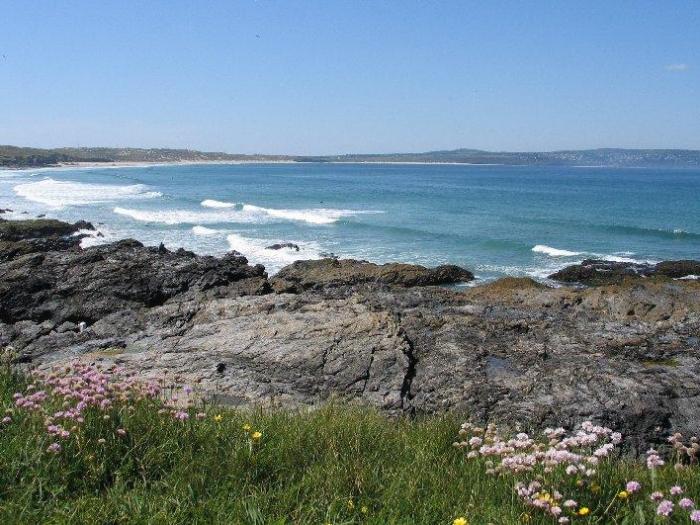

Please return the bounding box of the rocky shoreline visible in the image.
[1,216,699,448]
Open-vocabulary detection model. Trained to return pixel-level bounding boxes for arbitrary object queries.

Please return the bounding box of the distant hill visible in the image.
[314,148,700,167]
[2,145,700,168]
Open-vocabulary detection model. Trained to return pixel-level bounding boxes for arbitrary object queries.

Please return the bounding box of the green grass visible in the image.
[1,367,699,525]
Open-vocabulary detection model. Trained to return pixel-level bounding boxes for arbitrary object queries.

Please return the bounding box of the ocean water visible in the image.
[1,163,699,282]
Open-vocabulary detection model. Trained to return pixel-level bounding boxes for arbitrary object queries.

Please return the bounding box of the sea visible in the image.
[1,162,699,283]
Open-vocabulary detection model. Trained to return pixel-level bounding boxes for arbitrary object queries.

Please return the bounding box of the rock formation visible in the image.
[1,218,699,449]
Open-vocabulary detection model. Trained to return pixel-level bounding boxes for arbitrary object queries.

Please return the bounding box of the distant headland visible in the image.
[3,144,700,169]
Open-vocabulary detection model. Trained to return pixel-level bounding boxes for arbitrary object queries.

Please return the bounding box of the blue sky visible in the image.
[1,1,698,154]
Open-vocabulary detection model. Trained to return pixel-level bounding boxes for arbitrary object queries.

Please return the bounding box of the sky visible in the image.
[0,1,698,155]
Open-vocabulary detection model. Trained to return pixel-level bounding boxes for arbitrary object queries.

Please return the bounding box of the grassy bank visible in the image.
[1,364,699,524]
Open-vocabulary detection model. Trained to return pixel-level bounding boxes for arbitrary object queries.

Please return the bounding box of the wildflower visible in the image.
[670,485,683,496]
[174,411,189,421]
[196,412,206,420]
[97,438,106,444]
[453,518,468,525]
[103,414,110,420]
[578,507,590,516]
[1,416,11,424]
[618,491,629,500]
[651,491,664,502]
[558,518,569,524]
[251,431,262,441]
[691,510,700,523]
[626,481,641,493]
[563,500,577,509]
[679,498,694,510]
[360,506,368,515]
[656,500,673,517]
[47,442,61,453]
[213,414,223,422]
[565,465,577,475]
[242,423,251,432]
[347,499,354,510]
[116,428,126,436]
[590,482,601,493]
[550,506,562,517]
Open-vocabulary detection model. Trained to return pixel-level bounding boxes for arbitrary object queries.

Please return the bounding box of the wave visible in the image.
[115,204,378,226]
[192,225,220,236]
[13,178,162,208]
[226,233,322,274]
[201,199,235,209]
[532,245,582,257]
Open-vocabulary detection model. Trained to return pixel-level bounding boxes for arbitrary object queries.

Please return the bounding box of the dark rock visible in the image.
[0,218,88,242]
[266,242,300,252]
[0,237,270,325]
[550,258,700,286]
[654,260,700,279]
[270,258,475,293]
[0,208,12,214]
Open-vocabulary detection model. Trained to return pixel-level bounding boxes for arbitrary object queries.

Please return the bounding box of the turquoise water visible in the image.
[1,163,699,281]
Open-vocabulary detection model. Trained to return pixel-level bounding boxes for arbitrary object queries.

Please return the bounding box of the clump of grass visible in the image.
[0,363,699,524]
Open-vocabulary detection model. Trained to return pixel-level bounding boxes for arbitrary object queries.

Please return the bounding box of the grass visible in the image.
[1,365,699,525]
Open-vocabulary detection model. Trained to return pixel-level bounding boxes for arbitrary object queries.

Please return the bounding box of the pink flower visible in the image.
[691,510,700,523]
[47,442,61,453]
[196,412,206,420]
[97,438,106,444]
[679,498,694,510]
[626,481,641,493]
[651,491,664,502]
[656,500,673,517]
[174,411,189,421]
[116,428,126,436]
[563,500,577,508]
[670,485,683,496]
[1,416,11,424]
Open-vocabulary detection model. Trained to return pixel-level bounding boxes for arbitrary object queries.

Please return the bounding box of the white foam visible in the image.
[532,244,582,257]
[601,255,659,264]
[13,178,162,208]
[677,275,699,280]
[192,225,219,236]
[226,233,322,274]
[115,204,377,226]
[201,199,235,209]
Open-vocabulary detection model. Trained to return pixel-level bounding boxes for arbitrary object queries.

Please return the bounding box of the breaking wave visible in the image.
[226,233,322,274]
[531,245,582,257]
[115,203,378,225]
[13,178,161,208]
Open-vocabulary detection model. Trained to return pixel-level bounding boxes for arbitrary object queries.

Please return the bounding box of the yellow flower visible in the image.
[618,490,629,500]
[251,431,262,441]
[520,514,531,523]
[213,414,223,422]
[590,482,601,493]
[578,507,590,516]
[347,499,355,510]
[361,506,368,514]
[242,423,252,432]
[453,518,468,525]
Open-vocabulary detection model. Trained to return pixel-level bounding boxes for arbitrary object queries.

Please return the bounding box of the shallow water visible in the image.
[1,163,699,280]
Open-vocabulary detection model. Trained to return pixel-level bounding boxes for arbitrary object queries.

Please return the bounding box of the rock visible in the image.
[550,259,700,286]
[270,258,475,293]
[0,208,12,214]
[0,218,90,242]
[2,218,700,448]
[266,242,300,252]
[654,260,700,279]
[0,235,270,325]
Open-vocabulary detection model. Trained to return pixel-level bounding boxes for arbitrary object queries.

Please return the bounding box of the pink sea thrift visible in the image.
[691,510,700,523]
[679,498,694,510]
[670,485,683,496]
[116,428,127,436]
[656,500,673,517]
[651,491,664,502]
[46,442,61,453]
[626,481,641,493]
